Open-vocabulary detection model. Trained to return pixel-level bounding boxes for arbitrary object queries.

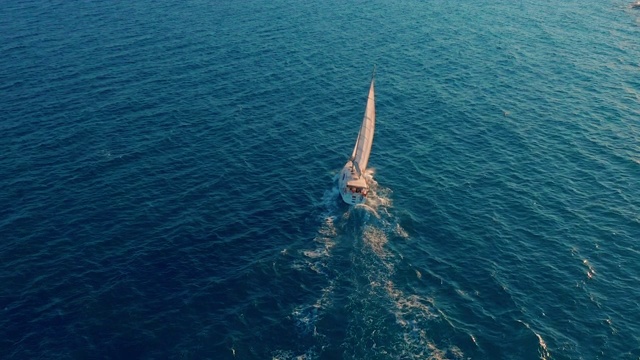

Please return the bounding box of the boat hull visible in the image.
[338,161,368,205]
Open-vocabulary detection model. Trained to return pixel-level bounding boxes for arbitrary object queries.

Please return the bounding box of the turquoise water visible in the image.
[1,0,639,358]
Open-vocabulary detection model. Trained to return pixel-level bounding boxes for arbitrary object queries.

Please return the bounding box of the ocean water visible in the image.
[1,0,639,358]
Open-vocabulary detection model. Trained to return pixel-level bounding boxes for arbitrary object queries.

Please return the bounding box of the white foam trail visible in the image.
[361,168,393,212]
[289,174,451,358]
[346,180,457,358]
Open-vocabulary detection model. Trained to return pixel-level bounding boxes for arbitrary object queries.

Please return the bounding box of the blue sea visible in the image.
[2,0,640,358]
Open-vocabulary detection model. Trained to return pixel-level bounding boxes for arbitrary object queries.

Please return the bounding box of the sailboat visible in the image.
[338,74,376,205]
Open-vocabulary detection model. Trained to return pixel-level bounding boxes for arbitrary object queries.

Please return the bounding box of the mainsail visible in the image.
[351,78,375,175]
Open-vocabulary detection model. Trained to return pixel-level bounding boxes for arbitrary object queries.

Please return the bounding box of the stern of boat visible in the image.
[338,161,369,205]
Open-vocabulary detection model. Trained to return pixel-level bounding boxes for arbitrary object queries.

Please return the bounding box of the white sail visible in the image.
[351,79,375,175]
[339,74,376,205]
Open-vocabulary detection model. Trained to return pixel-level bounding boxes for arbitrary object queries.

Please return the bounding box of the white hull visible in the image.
[338,160,368,205]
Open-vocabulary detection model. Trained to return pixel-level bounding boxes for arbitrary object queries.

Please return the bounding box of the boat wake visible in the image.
[344,180,464,359]
[274,186,341,358]
[274,174,464,359]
